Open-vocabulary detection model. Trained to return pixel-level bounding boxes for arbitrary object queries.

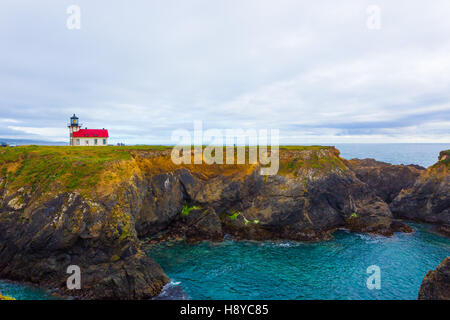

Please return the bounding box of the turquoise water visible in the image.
[0,280,57,300]
[148,224,450,300]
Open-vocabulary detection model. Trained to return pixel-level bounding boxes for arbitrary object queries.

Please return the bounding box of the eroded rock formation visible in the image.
[390,150,450,235]
[346,158,424,203]
[418,257,450,300]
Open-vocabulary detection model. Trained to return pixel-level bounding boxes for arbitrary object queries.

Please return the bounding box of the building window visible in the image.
[76,139,80,145]
[103,139,106,145]
[85,140,89,145]
[94,139,98,145]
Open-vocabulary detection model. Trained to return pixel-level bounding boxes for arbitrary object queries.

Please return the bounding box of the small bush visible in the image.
[181,204,201,217]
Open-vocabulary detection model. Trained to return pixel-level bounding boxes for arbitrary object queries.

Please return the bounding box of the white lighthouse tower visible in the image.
[68,114,81,146]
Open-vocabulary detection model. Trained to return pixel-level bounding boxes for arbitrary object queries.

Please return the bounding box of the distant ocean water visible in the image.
[333,143,450,168]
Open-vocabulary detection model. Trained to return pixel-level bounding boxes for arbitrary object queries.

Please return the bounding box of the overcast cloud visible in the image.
[0,0,449,144]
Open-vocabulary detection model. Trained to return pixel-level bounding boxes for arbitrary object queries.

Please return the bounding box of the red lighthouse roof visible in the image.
[72,129,109,138]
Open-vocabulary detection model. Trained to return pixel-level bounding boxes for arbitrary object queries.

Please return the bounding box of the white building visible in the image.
[68,114,109,146]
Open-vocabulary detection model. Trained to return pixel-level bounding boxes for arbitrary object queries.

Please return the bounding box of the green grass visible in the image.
[0,145,344,195]
[229,211,241,220]
[181,204,201,217]
[0,146,153,194]
[278,148,346,176]
[279,145,332,151]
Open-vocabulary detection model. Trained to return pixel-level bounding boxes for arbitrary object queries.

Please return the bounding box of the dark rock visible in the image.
[390,220,414,233]
[0,189,168,300]
[433,225,450,237]
[166,207,224,244]
[418,257,450,300]
[390,151,449,230]
[346,158,424,203]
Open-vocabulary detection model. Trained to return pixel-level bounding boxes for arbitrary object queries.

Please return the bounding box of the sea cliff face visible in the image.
[0,146,448,299]
[136,146,400,243]
[390,150,450,235]
[345,158,425,204]
[418,257,450,300]
[0,146,169,299]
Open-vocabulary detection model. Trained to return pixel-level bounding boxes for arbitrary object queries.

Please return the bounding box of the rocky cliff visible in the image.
[137,146,403,243]
[0,146,169,299]
[346,158,424,203]
[418,257,450,300]
[0,146,448,299]
[391,150,450,235]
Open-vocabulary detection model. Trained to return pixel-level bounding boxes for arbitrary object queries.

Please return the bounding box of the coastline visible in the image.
[0,145,448,300]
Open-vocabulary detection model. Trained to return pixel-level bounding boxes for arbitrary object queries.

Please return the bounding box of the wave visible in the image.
[152,280,189,300]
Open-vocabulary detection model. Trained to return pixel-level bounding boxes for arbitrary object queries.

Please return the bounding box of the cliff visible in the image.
[390,150,450,235]
[346,158,425,203]
[0,146,169,299]
[0,146,447,299]
[418,257,450,300]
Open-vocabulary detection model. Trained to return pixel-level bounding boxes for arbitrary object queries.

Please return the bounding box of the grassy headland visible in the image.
[0,145,345,199]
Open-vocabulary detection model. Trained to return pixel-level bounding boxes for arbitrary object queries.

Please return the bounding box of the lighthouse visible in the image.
[68,114,109,146]
[68,114,81,146]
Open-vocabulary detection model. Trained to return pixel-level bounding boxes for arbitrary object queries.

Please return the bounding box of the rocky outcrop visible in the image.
[134,147,403,242]
[346,158,424,203]
[418,257,450,300]
[346,152,450,236]
[390,150,450,233]
[0,187,168,300]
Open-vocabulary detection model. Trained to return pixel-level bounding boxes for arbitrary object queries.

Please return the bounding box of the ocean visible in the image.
[149,223,449,300]
[333,143,449,168]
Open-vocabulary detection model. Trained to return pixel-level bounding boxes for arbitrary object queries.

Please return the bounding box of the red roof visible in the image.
[73,129,109,138]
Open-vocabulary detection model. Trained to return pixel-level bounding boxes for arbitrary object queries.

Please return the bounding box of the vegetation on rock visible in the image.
[0,293,15,300]
[181,204,201,217]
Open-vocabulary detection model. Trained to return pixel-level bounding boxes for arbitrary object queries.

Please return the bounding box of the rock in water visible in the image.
[418,257,450,300]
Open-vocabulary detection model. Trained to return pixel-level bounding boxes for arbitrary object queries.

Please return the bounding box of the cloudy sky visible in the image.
[1,0,450,144]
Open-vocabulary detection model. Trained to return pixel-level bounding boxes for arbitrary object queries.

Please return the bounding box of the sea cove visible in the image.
[149,223,450,300]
